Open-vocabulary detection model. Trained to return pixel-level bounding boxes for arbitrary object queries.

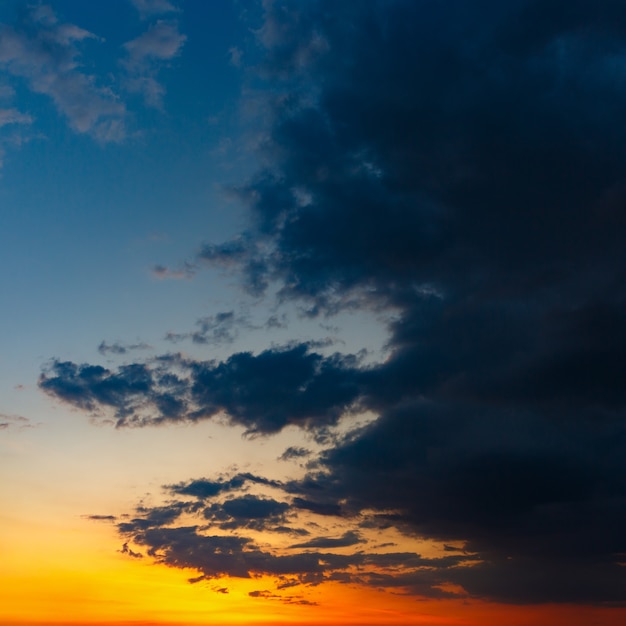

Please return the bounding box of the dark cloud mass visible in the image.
[40,0,626,605]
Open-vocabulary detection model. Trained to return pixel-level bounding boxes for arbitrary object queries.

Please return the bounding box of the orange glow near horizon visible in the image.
[3,518,626,626]
[2,501,626,626]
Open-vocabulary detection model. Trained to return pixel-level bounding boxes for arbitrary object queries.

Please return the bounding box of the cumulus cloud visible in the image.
[0,4,126,141]
[40,0,626,606]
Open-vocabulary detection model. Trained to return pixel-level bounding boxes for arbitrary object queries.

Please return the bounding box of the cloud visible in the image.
[0,107,35,169]
[0,413,32,431]
[117,476,473,595]
[98,341,152,356]
[39,343,363,434]
[40,0,626,606]
[0,107,32,128]
[152,262,197,280]
[0,4,126,141]
[122,20,186,108]
[120,541,143,558]
[168,473,282,499]
[278,446,311,462]
[164,311,245,346]
[204,495,291,531]
[130,0,179,19]
[289,530,363,549]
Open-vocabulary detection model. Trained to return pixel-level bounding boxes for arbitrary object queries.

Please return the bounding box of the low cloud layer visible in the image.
[41,0,626,606]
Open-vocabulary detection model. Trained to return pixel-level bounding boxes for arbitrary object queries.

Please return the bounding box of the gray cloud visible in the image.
[98,340,152,356]
[0,4,126,141]
[130,0,179,19]
[122,20,186,109]
[164,311,245,346]
[0,107,32,128]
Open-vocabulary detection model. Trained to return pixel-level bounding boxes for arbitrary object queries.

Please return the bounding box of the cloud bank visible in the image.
[41,0,626,606]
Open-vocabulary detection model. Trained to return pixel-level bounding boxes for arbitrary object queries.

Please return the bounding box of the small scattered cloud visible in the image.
[229,46,243,67]
[98,340,152,356]
[152,262,196,280]
[164,311,247,346]
[168,473,281,500]
[122,21,186,109]
[0,108,32,128]
[289,531,364,549]
[119,541,143,558]
[278,446,311,462]
[0,413,32,431]
[266,314,288,329]
[84,514,117,522]
[130,0,179,19]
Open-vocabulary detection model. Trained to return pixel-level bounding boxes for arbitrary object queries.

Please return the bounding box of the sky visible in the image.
[1,0,626,625]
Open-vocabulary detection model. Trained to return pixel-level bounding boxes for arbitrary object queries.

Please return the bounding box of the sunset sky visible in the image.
[2,1,626,625]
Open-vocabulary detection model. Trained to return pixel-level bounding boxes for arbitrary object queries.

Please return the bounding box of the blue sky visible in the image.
[0,0,260,400]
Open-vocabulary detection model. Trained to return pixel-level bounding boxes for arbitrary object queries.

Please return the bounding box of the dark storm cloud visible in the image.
[187,343,361,434]
[41,0,626,605]
[218,0,626,603]
[40,344,362,434]
[38,359,190,425]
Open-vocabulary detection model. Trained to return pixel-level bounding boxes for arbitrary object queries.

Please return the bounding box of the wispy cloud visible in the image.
[164,311,247,346]
[0,107,32,128]
[0,4,126,142]
[0,413,32,431]
[130,0,179,20]
[98,340,152,356]
[0,106,33,168]
[152,262,196,280]
[122,21,186,109]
